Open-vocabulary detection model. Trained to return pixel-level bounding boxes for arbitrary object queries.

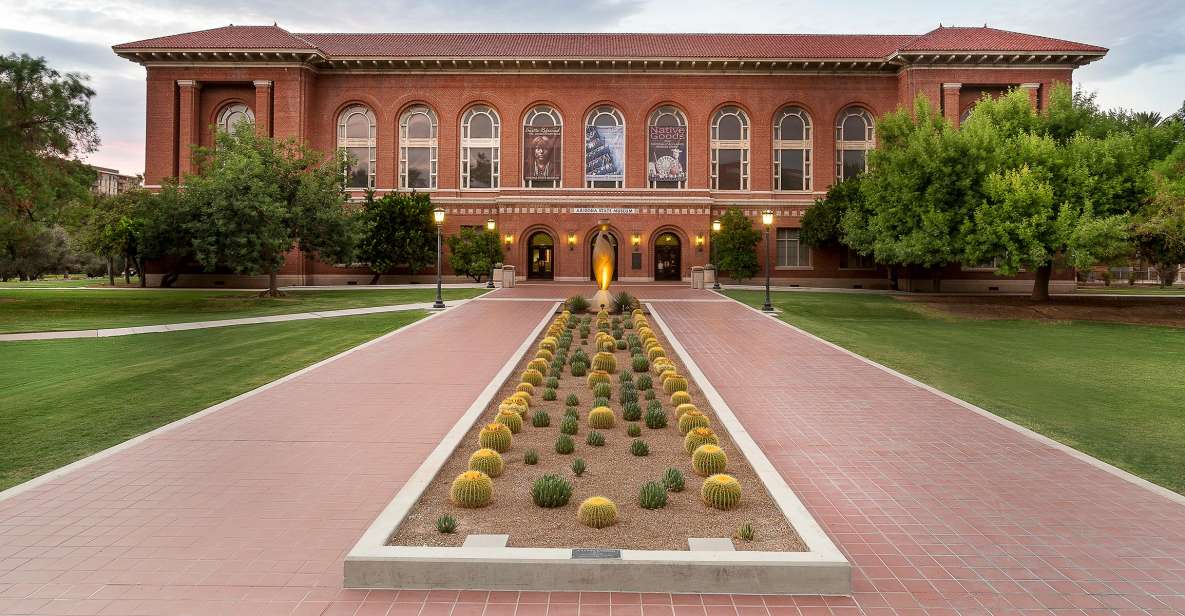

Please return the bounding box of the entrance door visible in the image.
[654,232,682,281]
[528,232,554,279]
[589,233,618,281]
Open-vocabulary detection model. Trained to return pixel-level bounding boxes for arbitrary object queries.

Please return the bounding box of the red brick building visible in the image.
[113,25,1105,290]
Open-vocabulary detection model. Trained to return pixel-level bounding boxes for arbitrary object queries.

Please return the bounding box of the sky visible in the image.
[1,0,1183,176]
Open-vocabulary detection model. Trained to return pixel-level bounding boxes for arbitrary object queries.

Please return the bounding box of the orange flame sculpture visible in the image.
[591,220,614,308]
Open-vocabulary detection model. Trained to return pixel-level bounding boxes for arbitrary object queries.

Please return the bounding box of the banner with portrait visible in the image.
[647,125,687,183]
[584,125,625,182]
[523,125,562,181]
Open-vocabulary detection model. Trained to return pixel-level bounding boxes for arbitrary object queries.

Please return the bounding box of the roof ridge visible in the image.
[296,31,920,37]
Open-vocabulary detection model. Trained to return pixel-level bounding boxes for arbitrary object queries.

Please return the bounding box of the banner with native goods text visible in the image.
[584,125,624,182]
[523,125,562,181]
[647,125,686,182]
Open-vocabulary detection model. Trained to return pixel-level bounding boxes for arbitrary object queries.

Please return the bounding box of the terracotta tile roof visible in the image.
[113,25,1106,59]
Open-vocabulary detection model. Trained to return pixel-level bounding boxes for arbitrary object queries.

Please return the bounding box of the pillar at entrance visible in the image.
[176,80,201,177]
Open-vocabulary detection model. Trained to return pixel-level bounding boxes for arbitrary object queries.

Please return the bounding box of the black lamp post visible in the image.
[485,218,497,289]
[433,207,446,309]
[711,218,722,290]
[761,210,774,312]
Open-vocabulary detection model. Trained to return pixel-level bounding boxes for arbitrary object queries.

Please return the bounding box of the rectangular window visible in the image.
[464,147,498,189]
[405,147,433,189]
[346,146,371,189]
[840,149,866,181]
[840,247,876,269]
[775,149,808,191]
[715,149,744,190]
[776,228,811,267]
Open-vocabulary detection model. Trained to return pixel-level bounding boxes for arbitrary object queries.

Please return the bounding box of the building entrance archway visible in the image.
[527,231,555,279]
[654,232,682,281]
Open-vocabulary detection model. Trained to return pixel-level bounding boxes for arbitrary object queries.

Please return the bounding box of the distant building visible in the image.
[90,166,140,196]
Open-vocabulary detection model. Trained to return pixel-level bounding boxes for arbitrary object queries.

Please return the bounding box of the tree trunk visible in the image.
[161,270,179,287]
[137,257,147,287]
[107,257,115,286]
[123,254,130,284]
[260,270,285,297]
[370,272,381,285]
[1031,263,1052,301]
[1160,265,1179,288]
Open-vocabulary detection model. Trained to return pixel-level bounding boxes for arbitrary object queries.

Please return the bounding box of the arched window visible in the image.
[523,105,563,188]
[337,105,375,189]
[647,106,687,189]
[835,107,874,181]
[711,106,749,190]
[400,105,438,189]
[217,103,254,134]
[773,106,811,192]
[585,106,625,188]
[461,105,500,189]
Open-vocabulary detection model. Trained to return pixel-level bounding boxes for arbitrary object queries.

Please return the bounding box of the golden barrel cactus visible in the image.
[588,406,616,429]
[663,374,688,395]
[450,470,493,508]
[587,370,611,388]
[522,369,544,387]
[496,409,524,434]
[592,352,617,374]
[527,358,549,373]
[510,391,532,409]
[535,348,554,362]
[516,382,535,396]
[691,444,728,476]
[675,403,698,419]
[468,448,505,478]
[678,409,710,435]
[701,474,741,510]
[479,422,513,452]
[540,337,558,352]
[500,397,528,417]
[646,346,666,362]
[577,496,618,528]
[684,427,719,454]
[670,391,693,406]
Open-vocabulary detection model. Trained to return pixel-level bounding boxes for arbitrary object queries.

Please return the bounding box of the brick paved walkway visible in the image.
[4,288,1185,615]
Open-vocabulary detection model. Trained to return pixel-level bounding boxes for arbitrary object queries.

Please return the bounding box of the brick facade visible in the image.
[116,27,1104,290]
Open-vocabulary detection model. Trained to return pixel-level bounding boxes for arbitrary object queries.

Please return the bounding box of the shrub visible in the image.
[479,423,512,452]
[611,291,638,314]
[701,474,741,510]
[577,497,618,528]
[677,410,709,435]
[532,410,551,428]
[663,468,685,492]
[586,431,605,446]
[635,373,653,390]
[567,295,590,313]
[565,393,580,407]
[468,448,505,478]
[560,415,579,435]
[532,474,573,508]
[630,439,650,456]
[691,444,728,476]
[622,401,642,422]
[626,423,641,437]
[592,382,612,400]
[496,409,524,434]
[436,515,457,534]
[737,522,755,542]
[522,369,544,386]
[588,406,616,429]
[644,407,667,429]
[555,434,575,455]
[450,471,493,508]
[524,449,539,465]
[638,481,668,510]
[684,427,719,454]
[571,458,587,477]
[542,387,557,401]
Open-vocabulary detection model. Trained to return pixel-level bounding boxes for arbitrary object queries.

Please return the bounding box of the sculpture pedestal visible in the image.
[591,289,613,312]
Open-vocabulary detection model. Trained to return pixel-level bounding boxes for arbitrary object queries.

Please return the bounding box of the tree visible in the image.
[355,190,436,283]
[446,226,502,282]
[1132,142,1185,286]
[801,176,861,248]
[714,208,761,282]
[79,190,150,285]
[137,180,198,287]
[182,122,355,296]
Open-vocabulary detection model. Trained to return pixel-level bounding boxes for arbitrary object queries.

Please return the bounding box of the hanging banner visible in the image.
[523,125,562,181]
[584,125,624,182]
[647,125,687,182]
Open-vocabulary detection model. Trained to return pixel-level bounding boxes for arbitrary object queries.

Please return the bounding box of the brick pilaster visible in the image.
[1020,82,1041,110]
[253,80,273,137]
[176,80,201,178]
[942,83,962,127]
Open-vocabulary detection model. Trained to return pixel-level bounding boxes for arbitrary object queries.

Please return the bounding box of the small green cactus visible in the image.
[524,449,539,465]
[619,388,638,404]
[571,458,587,477]
[564,406,579,418]
[532,410,551,428]
[570,361,588,377]
[450,471,493,508]
[565,393,580,406]
[588,406,616,429]
[638,481,668,509]
[622,401,642,421]
[677,410,710,435]
[542,387,557,401]
[577,496,618,528]
[592,382,612,399]
[663,467,685,492]
[619,369,633,382]
[555,434,575,454]
[644,407,667,429]
[644,389,657,400]
[436,514,457,534]
[496,409,524,434]
[468,448,505,478]
[560,415,579,435]
[701,474,742,510]
[545,376,560,389]
[684,427,719,454]
[737,522,755,542]
[594,396,610,408]
[522,369,544,387]
[691,444,728,476]
[615,338,627,350]
[632,355,650,373]
[479,423,512,452]
[626,423,641,437]
[532,474,573,508]
[586,431,605,446]
[635,374,653,390]
[630,439,650,457]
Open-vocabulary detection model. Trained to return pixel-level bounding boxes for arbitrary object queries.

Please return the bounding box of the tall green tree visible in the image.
[355,190,437,283]
[801,177,860,249]
[79,190,153,286]
[183,123,355,296]
[714,208,761,282]
[446,226,502,282]
[1132,141,1185,286]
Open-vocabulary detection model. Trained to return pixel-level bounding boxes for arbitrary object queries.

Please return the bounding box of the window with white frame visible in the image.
[338,105,375,189]
[773,106,811,191]
[776,228,811,267]
[648,105,687,189]
[523,105,563,188]
[217,103,254,134]
[400,105,438,189]
[461,105,500,189]
[585,106,625,188]
[711,106,749,190]
[835,107,874,181]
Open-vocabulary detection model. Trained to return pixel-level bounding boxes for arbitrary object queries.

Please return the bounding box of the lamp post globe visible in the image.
[433,207,446,309]
[761,210,774,312]
[485,218,497,289]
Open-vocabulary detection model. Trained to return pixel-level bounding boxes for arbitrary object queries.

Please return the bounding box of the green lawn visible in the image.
[0,277,139,288]
[1076,286,1185,295]
[0,287,484,333]
[0,311,427,490]
[725,290,1185,494]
